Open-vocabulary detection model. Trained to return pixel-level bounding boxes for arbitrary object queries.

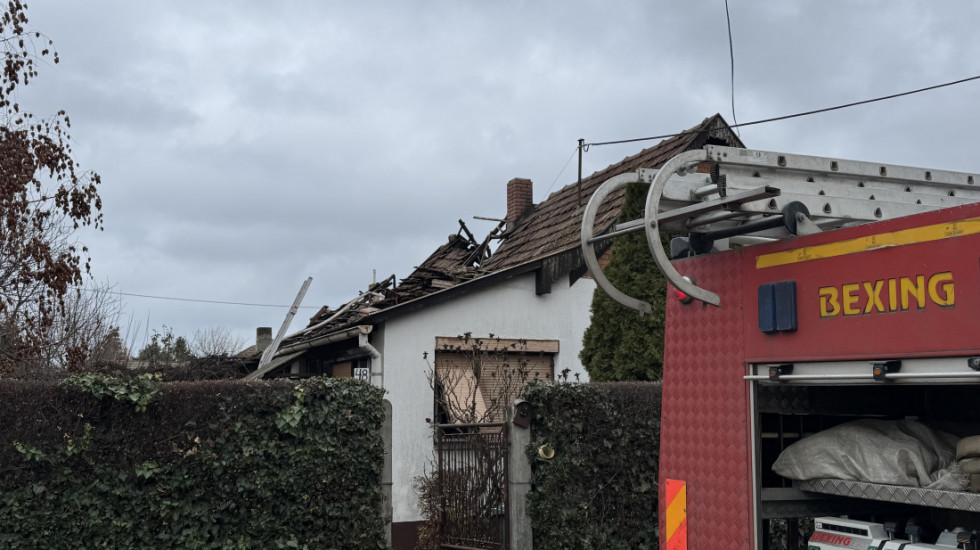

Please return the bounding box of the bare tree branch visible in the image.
[190,326,246,358]
[426,333,532,425]
[0,1,102,372]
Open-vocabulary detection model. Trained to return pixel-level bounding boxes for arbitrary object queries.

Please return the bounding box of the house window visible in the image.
[332,361,352,378]
[305,359,329,376]
[432,337,557,425]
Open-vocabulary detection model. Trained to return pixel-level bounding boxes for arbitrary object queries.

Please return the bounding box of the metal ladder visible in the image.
[580,145,980,312]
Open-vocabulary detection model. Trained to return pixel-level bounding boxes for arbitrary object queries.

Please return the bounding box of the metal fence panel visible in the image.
[436,423,509,550]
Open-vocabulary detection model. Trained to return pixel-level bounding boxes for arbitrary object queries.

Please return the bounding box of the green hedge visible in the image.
[84,355,253,381]
[523,381,662,550]
[0,374,386,549]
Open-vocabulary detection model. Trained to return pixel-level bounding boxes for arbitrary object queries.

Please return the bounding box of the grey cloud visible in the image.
[12,1,980,345]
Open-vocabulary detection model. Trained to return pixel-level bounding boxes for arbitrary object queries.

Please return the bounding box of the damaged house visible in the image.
[246,114,743,549]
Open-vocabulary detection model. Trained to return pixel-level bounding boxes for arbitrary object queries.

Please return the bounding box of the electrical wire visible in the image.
[104,143,566,309]
[81,74,980,312]
[84,288,320,309]
[542,146,580,199]
[724,0,738,135]
[586,73,980,148]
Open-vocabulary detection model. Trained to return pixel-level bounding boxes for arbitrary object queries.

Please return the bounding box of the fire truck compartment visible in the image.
[757,382,980,525]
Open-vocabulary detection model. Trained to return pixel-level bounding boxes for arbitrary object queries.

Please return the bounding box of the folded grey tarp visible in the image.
[772,419,966,491]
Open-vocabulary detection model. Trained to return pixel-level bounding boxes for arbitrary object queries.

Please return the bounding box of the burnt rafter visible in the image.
[368,273,396,292]
[461,219,506,268]
[457,219,477,245]
[272,220,506,353]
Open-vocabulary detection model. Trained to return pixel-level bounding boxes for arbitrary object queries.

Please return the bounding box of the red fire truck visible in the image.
[581,146,980,549]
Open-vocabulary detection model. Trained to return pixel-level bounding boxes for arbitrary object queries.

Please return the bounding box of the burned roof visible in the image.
[271,115,741,353]
[482,114,743,272]
[278,220,502,348]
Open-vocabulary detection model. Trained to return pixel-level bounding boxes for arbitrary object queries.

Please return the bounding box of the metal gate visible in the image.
[435,422,509,550]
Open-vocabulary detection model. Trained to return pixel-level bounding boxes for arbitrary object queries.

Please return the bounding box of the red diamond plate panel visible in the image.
[659,250,754,550]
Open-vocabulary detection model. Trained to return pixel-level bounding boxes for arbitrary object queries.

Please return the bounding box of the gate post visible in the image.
[508,404,533,550]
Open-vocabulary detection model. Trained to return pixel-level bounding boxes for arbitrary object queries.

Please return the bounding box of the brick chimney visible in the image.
[256,327,272,352]
[506,178,533,228]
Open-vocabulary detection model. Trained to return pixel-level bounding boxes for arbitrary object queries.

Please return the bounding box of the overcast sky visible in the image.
[18,1,980,352]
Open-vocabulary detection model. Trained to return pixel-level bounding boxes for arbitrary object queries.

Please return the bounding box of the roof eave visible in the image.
[269,324,373,362]
[365,247,582,324]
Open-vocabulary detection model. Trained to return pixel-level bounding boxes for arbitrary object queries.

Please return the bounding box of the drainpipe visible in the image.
[359,331,383,389]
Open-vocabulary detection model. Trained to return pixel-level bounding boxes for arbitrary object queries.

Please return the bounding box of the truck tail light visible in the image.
[673,276,695,304]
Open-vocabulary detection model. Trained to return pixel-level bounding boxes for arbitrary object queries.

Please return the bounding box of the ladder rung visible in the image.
[656,186,780,225]
[586,218,646,244]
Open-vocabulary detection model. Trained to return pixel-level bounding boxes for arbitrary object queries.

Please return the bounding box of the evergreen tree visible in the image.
[136,327,195,366]
[580,181,670,381]
[171,336,193,363]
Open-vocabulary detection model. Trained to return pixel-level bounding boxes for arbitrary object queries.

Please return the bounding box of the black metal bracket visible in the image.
[872,360,902,381]
[768,364,794,381]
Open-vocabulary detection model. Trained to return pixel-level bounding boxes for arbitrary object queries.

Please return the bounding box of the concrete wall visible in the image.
[379,271,595,524]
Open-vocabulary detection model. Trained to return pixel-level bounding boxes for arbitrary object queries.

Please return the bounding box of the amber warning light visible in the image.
[673,276,695,304]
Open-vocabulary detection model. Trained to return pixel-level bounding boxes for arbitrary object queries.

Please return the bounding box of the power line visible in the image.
[81,73,980,312]
[586,73,980,148]
[84,288,320,309]
[724,0,738,135]
[542,146,580,199]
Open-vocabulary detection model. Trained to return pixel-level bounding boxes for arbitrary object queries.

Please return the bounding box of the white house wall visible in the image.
[380,271,595,524]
